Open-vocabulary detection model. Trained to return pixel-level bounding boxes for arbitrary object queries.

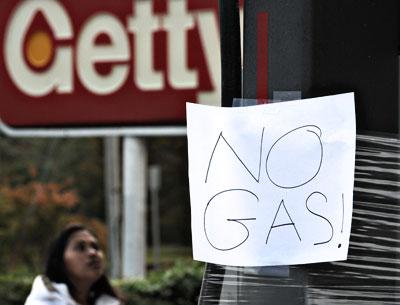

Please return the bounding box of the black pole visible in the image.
[219,0,242,107]
[197,2,242,304]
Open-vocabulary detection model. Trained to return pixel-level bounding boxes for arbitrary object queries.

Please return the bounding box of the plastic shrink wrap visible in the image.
[198,133,399,305]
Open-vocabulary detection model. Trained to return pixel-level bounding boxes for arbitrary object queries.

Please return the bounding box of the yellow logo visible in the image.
[25,30,53,68]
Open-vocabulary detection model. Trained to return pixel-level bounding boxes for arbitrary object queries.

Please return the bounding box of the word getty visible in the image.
[4,0,220,101]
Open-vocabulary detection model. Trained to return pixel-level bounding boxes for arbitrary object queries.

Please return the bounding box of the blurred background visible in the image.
[0,136,201,305]
[0,136,191,275]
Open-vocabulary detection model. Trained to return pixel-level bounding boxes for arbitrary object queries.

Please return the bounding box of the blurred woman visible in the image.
[25,224,122,305]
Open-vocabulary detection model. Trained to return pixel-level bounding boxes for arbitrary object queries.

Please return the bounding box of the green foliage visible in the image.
[0,261,204,305]
[117,260,204,305]
[0,136,106,273]
[0,274,33,305]
[0,136,105,218]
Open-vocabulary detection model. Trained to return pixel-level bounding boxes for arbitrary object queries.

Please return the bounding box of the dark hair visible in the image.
[45,224,119,304]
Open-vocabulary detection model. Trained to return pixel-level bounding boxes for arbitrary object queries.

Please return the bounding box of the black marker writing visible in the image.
[341,193,344,233]
[266,199,301,245]
[204,189,258,251]
[200,124,347,254]
[306,192,334,246]
[205,128,265,183]
[266,125,323,189]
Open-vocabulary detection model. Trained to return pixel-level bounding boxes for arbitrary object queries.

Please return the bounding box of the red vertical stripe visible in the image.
[257,12,268,100]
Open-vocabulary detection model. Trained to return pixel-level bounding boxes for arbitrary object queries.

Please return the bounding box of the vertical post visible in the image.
[198,1,243,304]
[122,137,147,279]
[219,0,242,106]
[104,137,122,278]
[149,165,161,270]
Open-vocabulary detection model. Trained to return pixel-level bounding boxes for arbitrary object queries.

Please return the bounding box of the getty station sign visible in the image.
[0,0,220,127]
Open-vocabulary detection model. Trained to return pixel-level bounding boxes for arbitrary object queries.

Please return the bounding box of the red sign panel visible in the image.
[0,0,220,127]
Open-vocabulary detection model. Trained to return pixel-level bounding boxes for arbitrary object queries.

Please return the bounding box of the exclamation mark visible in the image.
[338,193,344,248]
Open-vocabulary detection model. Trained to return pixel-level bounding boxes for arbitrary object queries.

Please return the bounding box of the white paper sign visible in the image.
[187,93,356,266]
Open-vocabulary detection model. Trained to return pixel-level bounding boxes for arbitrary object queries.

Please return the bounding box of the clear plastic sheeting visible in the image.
[198,133,400,305]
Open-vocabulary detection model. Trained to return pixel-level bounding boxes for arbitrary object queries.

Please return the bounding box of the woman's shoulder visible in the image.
[25,275,122,305]
[24,275,73,305]
[96,294,122,305]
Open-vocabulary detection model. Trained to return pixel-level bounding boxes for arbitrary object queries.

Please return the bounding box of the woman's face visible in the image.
[63,230,105,287]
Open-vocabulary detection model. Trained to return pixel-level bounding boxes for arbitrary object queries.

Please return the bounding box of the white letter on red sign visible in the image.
[127,0,164,90]
[77,14,130,95]
[163,0,198,89]
[4,0,73,97]
[196,11,221,105]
